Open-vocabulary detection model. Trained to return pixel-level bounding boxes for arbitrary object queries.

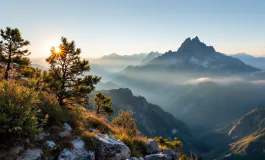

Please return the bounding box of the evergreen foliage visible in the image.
[44,37,100,106]
[0,27,31,80]
[94,92,114,116]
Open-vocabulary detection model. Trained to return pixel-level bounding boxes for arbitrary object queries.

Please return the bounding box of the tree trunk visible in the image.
[4,47,12,80]
[4,63,10,80]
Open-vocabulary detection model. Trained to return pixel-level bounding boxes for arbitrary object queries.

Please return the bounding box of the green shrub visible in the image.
[154,136,182,151]
[0,80,47,140]
[37,91,69,125]
[112,110,139,137]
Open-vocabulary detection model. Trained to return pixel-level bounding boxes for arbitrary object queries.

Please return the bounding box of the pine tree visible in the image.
[94,92,114,116]
[0,27,31,79]
[44,37,100,107]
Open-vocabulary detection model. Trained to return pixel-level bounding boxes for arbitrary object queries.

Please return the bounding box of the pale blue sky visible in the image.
[1,0,265,58]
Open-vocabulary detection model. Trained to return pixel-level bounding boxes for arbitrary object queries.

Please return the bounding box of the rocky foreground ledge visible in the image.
[13,123,178,160]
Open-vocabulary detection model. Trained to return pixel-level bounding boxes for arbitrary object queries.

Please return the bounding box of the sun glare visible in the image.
[55,46,60,53]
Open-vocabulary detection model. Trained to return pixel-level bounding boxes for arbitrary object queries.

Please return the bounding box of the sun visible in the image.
[54,46,61,53]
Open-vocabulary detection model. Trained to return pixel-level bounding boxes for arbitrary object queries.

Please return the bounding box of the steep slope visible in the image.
[231,53,265,70]
[229,109,265,139]
[199,109,265,160]
[90,88,208,153]
[226,109,265,160]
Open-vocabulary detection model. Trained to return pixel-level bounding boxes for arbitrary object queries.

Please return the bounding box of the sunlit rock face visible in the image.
[94,134,131,160]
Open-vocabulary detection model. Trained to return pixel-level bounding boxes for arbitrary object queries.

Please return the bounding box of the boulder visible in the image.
[11,145,24,154]
[144,153,171,160]
[58,137,95,160]
[129,157,144,160]
[145,139,160,154]
[63,123,72,131]
[16,148,42,160]
[35,132,49,140]
[45,141,56,149]
[94,134,131,160]
[162,148,178,160]
[59,123,72,137]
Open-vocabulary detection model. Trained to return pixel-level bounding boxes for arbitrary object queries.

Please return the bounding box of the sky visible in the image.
[1,0,265,58]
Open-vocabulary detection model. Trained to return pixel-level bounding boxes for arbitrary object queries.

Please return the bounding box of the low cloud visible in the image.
[184,77,251,85]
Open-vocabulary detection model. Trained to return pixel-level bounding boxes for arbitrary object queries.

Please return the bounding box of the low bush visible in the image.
[112,109,140,137]
[0,80,47,142]
[154,136,182,151]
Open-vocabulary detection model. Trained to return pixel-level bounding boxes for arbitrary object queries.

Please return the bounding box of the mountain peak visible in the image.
[192,36,200,42]
[177,37,215,53]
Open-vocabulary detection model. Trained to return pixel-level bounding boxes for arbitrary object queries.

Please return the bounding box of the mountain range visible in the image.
[231,53,265,70]
[112,37,260,98]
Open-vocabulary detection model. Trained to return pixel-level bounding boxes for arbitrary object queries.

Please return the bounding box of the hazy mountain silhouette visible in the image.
[140,51,162,65]
[139,37,258,73]
[231,53,265,70]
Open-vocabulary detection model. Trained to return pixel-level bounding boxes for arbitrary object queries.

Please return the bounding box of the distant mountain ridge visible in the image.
[140,51,162,65]
[100,53,147,61]
[231,53,265,70]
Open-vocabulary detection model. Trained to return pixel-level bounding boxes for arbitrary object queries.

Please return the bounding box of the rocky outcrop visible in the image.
[58,137,95,160]
[45,141,56,149]
[16,148,42,160]
[144,153,171,160]
[143,139,178,160]
[129,157,144,160]
[94,134,131,160]
[13,123,179,160]
[162,148,178,160]
[59,123,72,137]
[145,139,161,154]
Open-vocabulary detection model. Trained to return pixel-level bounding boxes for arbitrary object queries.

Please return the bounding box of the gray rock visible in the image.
[144,153,171,160]
[145,139,160,154]
[45,141,56,149]
[94,134,131,160]
[162,148,178,160]
[59,123,72,137]
[35,132,49,140]
[59,130,71,137]
[64,123,72,131]
[16,148,42,160]
[11,145,24,154]
[58,137,95,160]
[129,157,144,160]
